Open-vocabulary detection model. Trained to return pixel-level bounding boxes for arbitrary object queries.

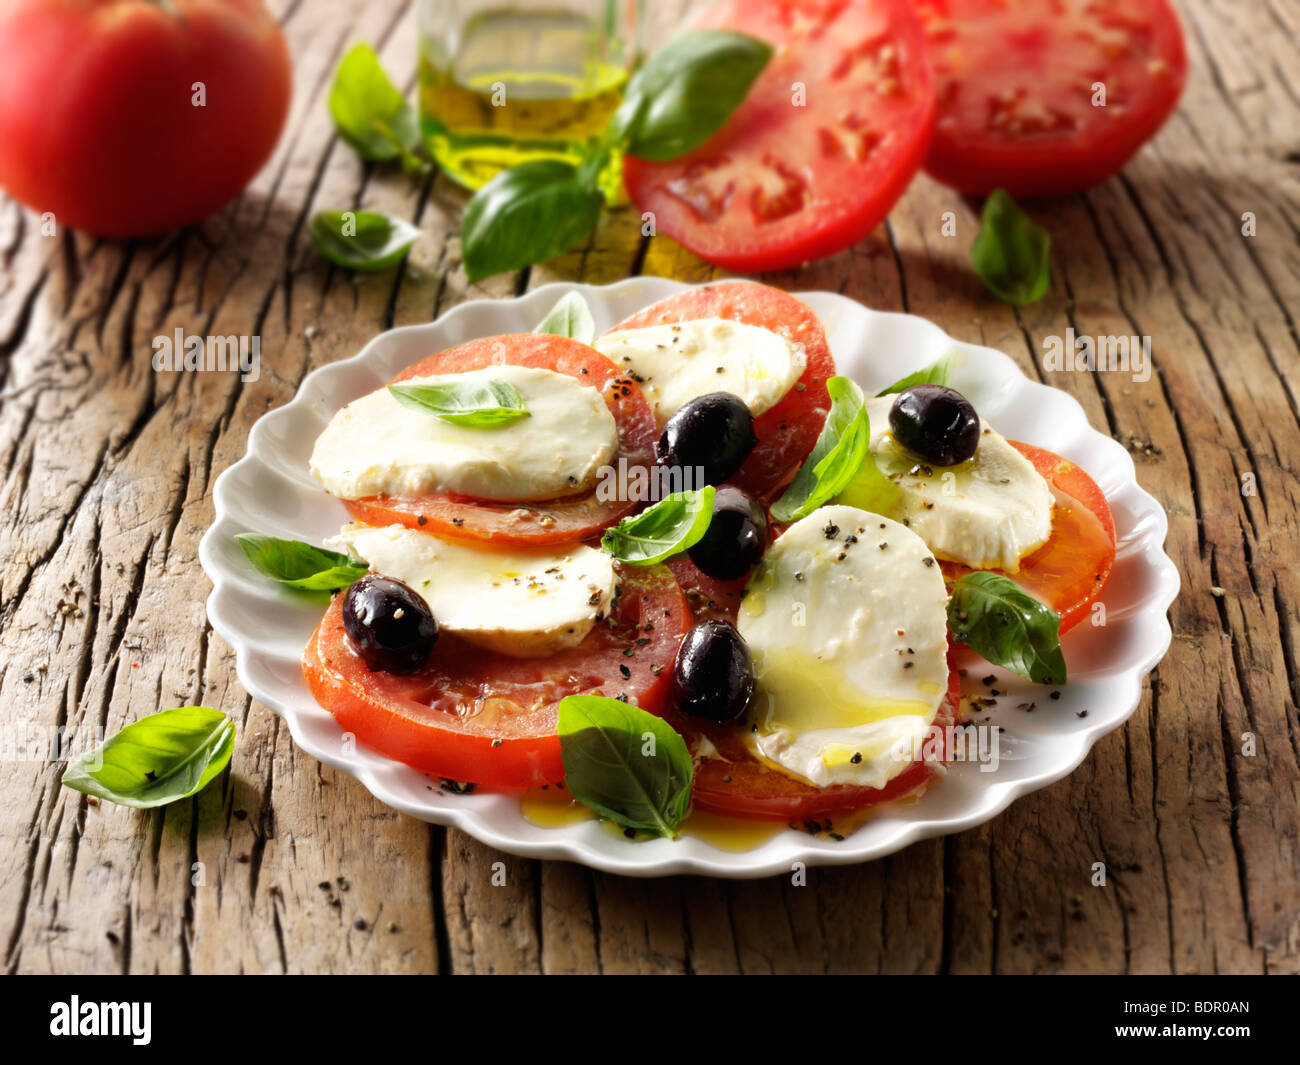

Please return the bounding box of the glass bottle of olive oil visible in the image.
[419,1,642,198]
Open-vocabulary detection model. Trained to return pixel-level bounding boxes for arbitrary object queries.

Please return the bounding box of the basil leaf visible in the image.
[310,210,420,271]
[534,291,596,344]
[601,487,715,565]
[877,350,958,396]
[611,30,772,161]
[388,379,529,427]
[970,189,1051,306]
[947,571,1067,685]
[328,43,424,165]
[462,159,604,281]
[771,377,871,523]
[558,695,693,838]
[62,706,235,809]
[235,533,368,591]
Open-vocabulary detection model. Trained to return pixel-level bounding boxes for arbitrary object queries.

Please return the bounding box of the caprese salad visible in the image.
[236,282,1116,838]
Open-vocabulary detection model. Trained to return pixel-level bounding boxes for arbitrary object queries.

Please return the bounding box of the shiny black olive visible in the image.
[888,385,981,466]
[670,620,756,724]
[687,486,767,580]
[343,574,438,674]
[657,392,757,488]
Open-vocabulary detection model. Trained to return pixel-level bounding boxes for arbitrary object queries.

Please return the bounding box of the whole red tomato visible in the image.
[0,0,292,237]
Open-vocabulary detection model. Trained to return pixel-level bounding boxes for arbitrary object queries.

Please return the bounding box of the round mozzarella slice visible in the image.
[330,523,618,658]
[737,505,950,790]
[863,396,1054,573]
[310,364,619,502]
[593,317,806,428]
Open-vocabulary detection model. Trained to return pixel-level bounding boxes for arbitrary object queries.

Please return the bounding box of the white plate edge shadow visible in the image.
[198,278,1181,879]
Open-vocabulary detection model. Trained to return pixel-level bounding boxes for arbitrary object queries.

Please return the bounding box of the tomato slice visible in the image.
[942,441,1116,635]
[341,333,657,546]
[623,0,935,272]
[302,564,690,788]
[663,649,961,821]
[916,0,1188,197]
[604,282,836,502]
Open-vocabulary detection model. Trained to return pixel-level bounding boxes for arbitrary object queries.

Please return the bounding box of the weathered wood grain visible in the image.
[0,0,1295,974]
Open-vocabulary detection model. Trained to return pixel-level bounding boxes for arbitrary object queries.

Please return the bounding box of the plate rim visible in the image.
[198,277,1180,878]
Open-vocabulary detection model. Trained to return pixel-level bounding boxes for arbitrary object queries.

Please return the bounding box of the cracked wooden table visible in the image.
[2,0,1297,974]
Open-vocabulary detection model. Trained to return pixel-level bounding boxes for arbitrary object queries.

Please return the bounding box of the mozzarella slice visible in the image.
[593,317,806,427]
[737,505,950,790]
[330,522,618,658]
[861,396,1054,572]
[310,364,618,502]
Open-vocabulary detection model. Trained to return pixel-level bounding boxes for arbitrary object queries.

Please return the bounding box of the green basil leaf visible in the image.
[235,533,368,591]
[310,210,420,271]
[462,159,604,281]
[61,706,235,809]
[970,189,1051,306]
[558,695,693,838]
[534,291,596,344]
[611,30,772,161]
[877,350,959,396]
[388,379,529,427]
[328,43,424,164]
[771,377,872,523]
[947,571,1067,685]
[600,487,715,565]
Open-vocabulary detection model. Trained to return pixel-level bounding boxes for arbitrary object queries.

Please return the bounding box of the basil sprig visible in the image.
[62,707,235,809]
[534,292,596,344]
[771,377,872,523]
[970,189,1050,306]
[388,379,529,427]
[878,351,958,396]
[328,43,428,175]
[461,29,771,280]
[558,696,693,838]
[235,533,368,591]
[601,487,715,565]
[310,210,420,271]
[947,571,1067,685]
[608,30,772,162]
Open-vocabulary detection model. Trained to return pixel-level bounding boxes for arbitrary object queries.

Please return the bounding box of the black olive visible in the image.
[657,392,757,487]
[687,486,767,580]
[670,620,756,724]
[888,385,981,466]
[343,574,438,674]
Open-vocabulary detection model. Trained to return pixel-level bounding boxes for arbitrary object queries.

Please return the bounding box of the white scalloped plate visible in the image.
[199,279,1179,878]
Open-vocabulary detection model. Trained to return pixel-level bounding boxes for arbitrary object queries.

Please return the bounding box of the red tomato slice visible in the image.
[623,0,935,271]
[302,563,690,788]
[605,282,835,502]
[664,649,962,821]
[341,333,657,546]
[917,0,1188,197]
[942,441,1116,635]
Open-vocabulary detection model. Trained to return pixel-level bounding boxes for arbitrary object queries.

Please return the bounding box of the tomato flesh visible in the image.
[917,0,1188,197]
[302,564,690,788]
[942,441,1116,635]
[623,0,935,271]
[605,282,836,503]
[342,333,658,546]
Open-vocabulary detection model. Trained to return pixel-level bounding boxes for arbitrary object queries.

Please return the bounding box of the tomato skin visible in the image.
[303,564,690,788]
[623,0,935,272]
[343,333,659,546]
[605,282,835,503]
[942,441,1116,635]
[917,0,1188,197]
[0,0,291,237]
[666,650,962,821]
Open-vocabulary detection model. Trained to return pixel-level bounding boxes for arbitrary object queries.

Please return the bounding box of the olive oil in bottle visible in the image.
[419,4,639,198]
